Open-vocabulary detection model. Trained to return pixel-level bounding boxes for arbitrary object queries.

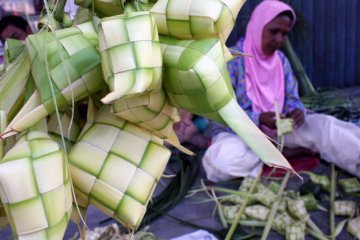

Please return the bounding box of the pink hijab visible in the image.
[244,0,296,113]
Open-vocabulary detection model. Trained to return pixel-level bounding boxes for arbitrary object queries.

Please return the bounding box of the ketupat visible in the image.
[0,130,72,239]
[285,221,306,240]
[244,205,270,221]
[160,35,297,173]
[150,0,245,44]
[99,11,163,103]
[338,178,360,193]
[272,212,294,235]
[1,21,105,139]
[255,183,277,207]
[333,200,356,217]
[301,171,331,192]
[68,106,171,229]
[287,199,309,222]
[299,193,318,211]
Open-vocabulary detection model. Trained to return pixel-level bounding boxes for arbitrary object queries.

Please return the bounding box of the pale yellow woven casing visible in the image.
[69,107,171,229]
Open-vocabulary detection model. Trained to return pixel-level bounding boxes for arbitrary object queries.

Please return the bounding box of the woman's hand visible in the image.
[286,108,305,128]
[259,111,276,129]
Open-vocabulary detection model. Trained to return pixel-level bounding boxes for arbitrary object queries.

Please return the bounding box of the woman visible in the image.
[202,0,360,182]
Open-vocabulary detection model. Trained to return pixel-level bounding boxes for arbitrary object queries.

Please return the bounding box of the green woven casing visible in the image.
[74,0,92,8]
[93,0,125,18]
[334,200,356,217]
[244,205,269,221]
[68,107,171,229]
[4,39,26,67]
[273,212,294,235]
[285,222,306,240]
[0,131,72,239]
[255,184,277,207]
[160,35,234,124]
[26,21,105,115]
[150,0,246,43]
[160,35,296,173]
[47,112,81,151]
[99,12,163,103]
[287,199,309,221]
[338,178,360,193]
[111,90,179,139]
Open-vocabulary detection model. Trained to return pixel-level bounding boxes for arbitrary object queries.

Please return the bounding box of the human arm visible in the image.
[259,111,276,129]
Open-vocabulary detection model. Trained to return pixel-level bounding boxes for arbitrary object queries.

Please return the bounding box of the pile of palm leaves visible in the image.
[191,169,360,240]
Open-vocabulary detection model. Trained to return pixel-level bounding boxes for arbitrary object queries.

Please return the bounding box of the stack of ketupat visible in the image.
[0,0,298,238]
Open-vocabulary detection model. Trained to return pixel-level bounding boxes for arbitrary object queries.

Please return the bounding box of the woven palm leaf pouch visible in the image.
[68,106,171,230]
[160,35,234,123]
[0,131,72,239]
[161,35,297,174]
[27,21,104,112]
[1,21,105,139]
[99,11,163,104]
[150,0,246,43]
[111,89,179,139]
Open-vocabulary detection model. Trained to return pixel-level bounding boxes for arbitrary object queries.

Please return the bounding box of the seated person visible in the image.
[0,15,32,44]
[202,0,360,182]
[0,15,32,64]
[173,109,210,150]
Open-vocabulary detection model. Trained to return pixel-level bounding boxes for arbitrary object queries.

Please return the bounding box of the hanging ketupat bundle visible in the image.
[68,106,171,229]
[99,11,163,104]
[0,131,72,239]
[0,0,301,236]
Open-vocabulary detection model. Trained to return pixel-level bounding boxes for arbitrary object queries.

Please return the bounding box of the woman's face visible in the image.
[261,14,292,56]
[0,24,29,43]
